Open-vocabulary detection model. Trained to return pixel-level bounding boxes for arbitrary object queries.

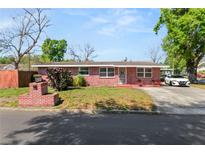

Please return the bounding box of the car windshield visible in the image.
[171,75,184,78]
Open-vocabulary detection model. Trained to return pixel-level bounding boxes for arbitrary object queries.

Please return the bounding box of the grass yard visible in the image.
[191,84,205,90]
[0,87,154,111]
[0,87,28,107]
[56,87,154,111]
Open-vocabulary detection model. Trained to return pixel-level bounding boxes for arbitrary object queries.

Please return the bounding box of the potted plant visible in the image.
[33,74,42,83]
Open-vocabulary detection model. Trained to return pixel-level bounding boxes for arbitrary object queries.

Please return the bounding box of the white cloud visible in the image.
[61,9,154,37]
[86,9,152,37]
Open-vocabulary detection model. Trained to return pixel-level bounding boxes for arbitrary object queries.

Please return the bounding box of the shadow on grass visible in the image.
[95,98,155,111]
[95,98,125,111]
[51,87,84,107]
[3,112,205,145]
[55,98,64,106]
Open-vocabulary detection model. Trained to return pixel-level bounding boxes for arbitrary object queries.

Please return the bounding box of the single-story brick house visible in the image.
[32,61,167,87]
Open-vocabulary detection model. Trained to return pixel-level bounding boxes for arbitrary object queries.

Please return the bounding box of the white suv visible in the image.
[165,75,190,87]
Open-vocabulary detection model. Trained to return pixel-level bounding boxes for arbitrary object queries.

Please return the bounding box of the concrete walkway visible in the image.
[141,86,205,114]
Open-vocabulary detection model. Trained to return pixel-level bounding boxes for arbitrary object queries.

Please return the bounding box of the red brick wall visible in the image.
[84,67,119,86]
[127,67,160,85]
[19,82,59,107]
[38,67,160,86]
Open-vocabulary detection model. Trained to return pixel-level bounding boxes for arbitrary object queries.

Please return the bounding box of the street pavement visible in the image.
[1,110,205,144]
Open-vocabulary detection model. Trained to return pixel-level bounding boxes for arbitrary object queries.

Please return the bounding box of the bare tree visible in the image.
[68,43,97,62]
[148,46,164,63]
[0,9,50,69]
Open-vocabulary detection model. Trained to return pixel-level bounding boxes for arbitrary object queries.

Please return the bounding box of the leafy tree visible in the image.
[47,68,73,91]
[0,56,15,64]
[0,9,50,69]
[21,54,41,65]
[154,8,205,82]
[164,55,186,74]
[41,38,67,62]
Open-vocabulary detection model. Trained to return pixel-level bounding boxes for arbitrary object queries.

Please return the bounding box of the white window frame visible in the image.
[144,68,152,78]
[99,67,115,78]
[136,67,152,78]
[78,67,89,76]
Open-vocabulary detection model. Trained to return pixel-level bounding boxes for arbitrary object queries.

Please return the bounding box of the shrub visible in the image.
[199,70,205,74]
[73,75,87,87]
[47,68,73,91]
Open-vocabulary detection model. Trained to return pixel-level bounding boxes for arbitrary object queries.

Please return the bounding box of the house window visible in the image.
[137,68,152,78]
[108,68,114,77]
[137,68,144,78]
[145,68,152,78]
[78,67,89,75]
[100,67,115,78]
[99,68,106,77]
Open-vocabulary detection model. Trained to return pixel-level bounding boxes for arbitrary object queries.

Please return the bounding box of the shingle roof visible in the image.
[32,61,167,68]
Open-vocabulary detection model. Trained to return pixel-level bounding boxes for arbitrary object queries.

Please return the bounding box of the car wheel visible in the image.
[169,81,172,86]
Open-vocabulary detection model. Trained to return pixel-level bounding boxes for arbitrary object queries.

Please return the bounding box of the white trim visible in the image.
[32,64,169,68]
[115,65,168,68]
[32,64,115,67]
[144,68,152,78]
[136,67,152,78]
[99,67,115,78]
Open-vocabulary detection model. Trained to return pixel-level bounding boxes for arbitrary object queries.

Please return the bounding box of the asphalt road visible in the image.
[141,86,205,114]
[1,110,205,145]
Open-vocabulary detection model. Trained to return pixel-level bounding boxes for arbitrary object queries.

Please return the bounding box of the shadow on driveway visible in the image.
[2,111,205,145]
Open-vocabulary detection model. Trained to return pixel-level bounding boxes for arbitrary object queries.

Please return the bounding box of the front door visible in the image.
[119,68,126,84]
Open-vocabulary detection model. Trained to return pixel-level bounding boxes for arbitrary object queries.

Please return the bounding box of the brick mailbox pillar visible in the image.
[19,82,59,107]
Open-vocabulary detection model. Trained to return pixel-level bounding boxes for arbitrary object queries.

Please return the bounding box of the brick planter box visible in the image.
[19,82,59,107]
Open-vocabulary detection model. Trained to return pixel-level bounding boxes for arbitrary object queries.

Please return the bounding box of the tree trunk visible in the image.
[14,61,19,70]
[186,61,198,83]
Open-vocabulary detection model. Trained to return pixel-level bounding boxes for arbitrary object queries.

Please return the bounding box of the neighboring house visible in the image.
[0,63,37,71]
[160,67,174,76]
[0,64,15,70]
[197,61,205,78]
[32,61,167,86]
[198,61,205,72]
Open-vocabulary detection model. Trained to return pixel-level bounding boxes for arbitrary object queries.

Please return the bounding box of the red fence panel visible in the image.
[0,70,37,89]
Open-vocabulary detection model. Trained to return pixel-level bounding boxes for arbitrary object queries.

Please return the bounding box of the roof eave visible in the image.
[32,64,169,68]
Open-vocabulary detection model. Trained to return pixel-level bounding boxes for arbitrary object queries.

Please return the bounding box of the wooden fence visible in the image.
[0,70,37,89]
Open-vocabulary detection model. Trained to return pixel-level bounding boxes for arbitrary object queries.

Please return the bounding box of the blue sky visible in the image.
[0,8,166,61]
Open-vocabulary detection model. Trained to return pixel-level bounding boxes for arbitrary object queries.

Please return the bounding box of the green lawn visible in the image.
[0,87,28,107]
[0,87,28,98]
[0,87,154,111]
[56,87,154,111]
[191,84,205,90]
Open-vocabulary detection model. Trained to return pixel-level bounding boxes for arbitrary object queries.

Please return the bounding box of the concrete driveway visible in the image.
[141,86,205,114]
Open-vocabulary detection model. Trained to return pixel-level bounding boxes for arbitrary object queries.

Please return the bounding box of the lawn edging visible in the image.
[0,106,161,114]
